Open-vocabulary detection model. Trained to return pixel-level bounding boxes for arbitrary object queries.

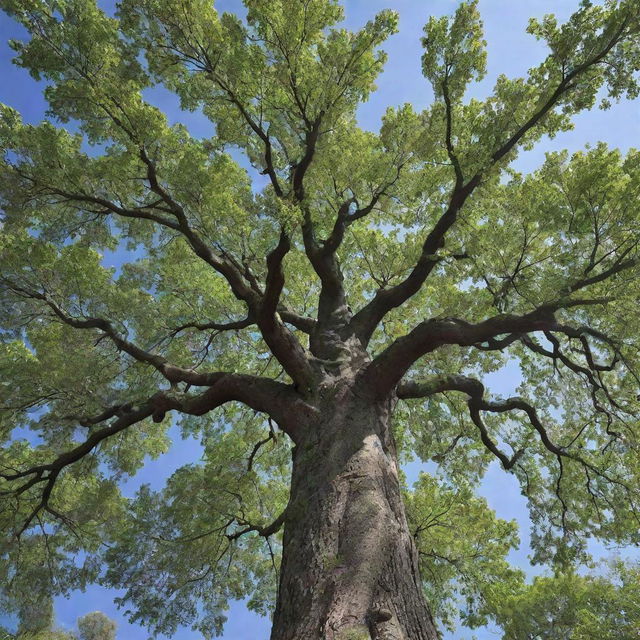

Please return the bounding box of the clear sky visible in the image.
[1,1,638,639]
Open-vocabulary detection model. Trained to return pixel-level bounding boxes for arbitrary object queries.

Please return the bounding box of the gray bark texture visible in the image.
[270,367,439,640]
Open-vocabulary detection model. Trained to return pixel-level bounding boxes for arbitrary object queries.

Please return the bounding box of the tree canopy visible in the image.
[1,0,640,638]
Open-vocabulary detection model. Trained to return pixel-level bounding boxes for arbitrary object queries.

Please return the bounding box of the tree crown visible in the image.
[1,0,640,636]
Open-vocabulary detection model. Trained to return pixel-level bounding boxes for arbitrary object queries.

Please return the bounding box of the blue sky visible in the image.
[1,1,639,639]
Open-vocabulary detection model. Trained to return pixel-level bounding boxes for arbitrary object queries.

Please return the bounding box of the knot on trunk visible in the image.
[370,608,393,623]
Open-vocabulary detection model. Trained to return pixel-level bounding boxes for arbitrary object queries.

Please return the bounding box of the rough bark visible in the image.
[271,374,438,640]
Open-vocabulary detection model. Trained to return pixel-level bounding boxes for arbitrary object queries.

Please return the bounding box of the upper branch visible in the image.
[279,308,317,334]
[169,316,255,335]
[136,148,263,307]
[348,16,633,345]
[47,186,181,231]
[0,278,228,387]
[367,288,623,398]
[302,173,404,339]
[262,229,291,317]
[292,117,323,202]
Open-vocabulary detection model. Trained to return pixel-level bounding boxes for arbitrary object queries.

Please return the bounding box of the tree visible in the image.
[77,612,117,640]
[1,0,640,638]
[491,562,640,640]
[0,600,115,640]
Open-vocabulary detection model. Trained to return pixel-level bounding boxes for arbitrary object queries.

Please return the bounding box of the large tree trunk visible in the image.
[271,379,439,640]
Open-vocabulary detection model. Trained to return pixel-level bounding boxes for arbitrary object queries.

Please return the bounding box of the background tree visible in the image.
[491,562,640,640]
[77,612,117,640]
[0,601,115,640]
[1,0,640,639]
[405,473,524,633]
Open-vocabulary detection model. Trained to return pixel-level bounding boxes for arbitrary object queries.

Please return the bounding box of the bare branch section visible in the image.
[301,200,350,332]
[169,316,255,335]
[255,228,316,385]
[279,309,317,334]
[168,308,316,337]
[1,375,312,537]
[348,17,633,345]
[226,508,287,542]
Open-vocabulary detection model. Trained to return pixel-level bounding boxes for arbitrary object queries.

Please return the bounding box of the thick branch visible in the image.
[299,172,402,339]
[397,374,484,400]
[255,230,316,387]
[348,19,631,345]
[294,122,357,334]
[367,308,558,397]
[278,308,317,334]
[309,176,403,333]
[292,117,323,202]
[11,157,260,311]
[322,172,400,257]
[348,178,480,344]
[442,74,464,189]
[2,374,312,536]
[566,257,639,295]
[369,285,626,398]
[301,205,351,335]
[48,186,181,230]
[136,160,313,384]
[138,148,263,308]
[2,401,155,536]
[262,229,291,317]
[138,152,313,386]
